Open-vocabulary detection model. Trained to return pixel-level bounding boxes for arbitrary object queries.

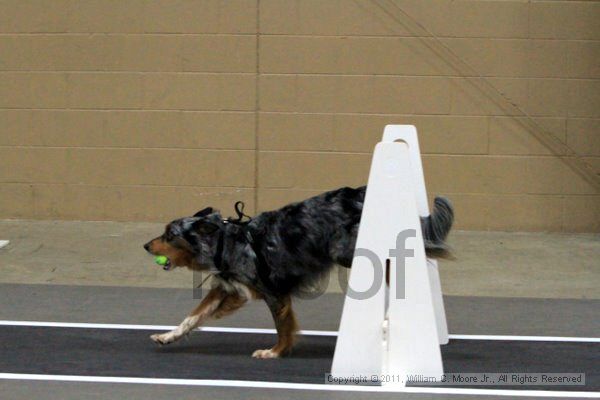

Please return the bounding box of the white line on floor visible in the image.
[0,373,597,398]
[449,334,600,343]
[0,320,598,342]
[0,320,335,337]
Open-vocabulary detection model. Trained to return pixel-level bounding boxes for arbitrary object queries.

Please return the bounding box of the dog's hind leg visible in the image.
[252,295,298,359]
[150,286,229,345]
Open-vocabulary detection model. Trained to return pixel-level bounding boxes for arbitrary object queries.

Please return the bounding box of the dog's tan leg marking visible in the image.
[252,296,298,359]
[150,285,252,345]
[150,287,227,345]
[211,293,248,320]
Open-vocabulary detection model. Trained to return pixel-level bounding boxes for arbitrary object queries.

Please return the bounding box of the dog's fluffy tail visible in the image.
[421,196,454,260]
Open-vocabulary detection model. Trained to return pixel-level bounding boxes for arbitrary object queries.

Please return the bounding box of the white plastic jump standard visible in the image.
[382,125,449,346]
[331,125,445,385]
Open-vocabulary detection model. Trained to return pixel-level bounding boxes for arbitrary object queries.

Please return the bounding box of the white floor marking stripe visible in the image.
[0,320,598,342]
[0,373,597,398]
[0,321,335,336]
[449,334,600,343]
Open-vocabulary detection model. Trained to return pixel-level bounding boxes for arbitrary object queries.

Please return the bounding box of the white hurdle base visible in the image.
[331,125,446,386]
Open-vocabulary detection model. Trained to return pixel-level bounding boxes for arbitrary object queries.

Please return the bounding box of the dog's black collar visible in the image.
[212,223,255,271]
[212,222,276,294]
[213,201,276,291]
[211,202,274,292]
[213,227,226,271]
[212,201,253,272]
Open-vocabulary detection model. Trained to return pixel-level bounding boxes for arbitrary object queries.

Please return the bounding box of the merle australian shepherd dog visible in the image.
[144,185,453,358]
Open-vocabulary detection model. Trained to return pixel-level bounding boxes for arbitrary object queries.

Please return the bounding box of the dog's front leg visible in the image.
[150,286,226,345]
[252,295,298,359]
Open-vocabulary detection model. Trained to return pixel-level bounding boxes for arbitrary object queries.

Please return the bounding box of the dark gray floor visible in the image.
[0,283,598,400]
[1,380,591,400]
[1,283,599,336]
[0,326,597,391]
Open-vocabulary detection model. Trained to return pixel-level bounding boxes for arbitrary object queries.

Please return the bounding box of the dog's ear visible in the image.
[192,219,220,235]
[193,207,214,218]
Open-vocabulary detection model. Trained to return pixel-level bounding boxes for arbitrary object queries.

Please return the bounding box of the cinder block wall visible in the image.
[1,0,598,232]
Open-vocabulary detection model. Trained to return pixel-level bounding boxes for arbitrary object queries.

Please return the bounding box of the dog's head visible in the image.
[143,207,224,271]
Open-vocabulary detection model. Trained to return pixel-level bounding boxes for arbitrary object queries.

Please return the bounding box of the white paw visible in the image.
[150,332,177,345]
[252,348,280,359]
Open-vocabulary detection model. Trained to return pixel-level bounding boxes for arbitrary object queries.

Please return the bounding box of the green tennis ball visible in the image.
[154,255,169,266]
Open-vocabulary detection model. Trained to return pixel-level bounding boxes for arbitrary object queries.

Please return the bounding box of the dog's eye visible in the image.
[164,232,173,241]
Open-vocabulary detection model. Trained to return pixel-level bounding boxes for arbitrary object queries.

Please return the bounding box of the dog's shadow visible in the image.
[154,336,335,359]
